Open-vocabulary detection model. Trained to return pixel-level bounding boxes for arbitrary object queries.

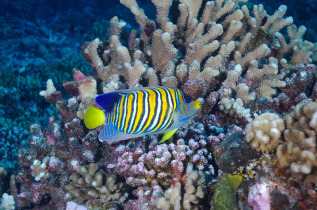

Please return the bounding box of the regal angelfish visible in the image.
[84,87,201,144]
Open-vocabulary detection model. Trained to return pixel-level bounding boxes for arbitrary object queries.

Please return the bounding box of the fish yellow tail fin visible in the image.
[192,100,201,110]
[84,106,105,129]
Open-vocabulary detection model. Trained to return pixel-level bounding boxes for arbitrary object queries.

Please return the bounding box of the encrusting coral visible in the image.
[247,182,271,210]
[11,0,317,209]
[213,174,243,209]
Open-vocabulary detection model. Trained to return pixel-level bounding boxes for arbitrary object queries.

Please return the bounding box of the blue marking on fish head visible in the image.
[182,91,193,104]
[95,92,121,112]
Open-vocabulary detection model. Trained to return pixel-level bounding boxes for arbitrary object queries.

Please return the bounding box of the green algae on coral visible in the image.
[212,174,243,210]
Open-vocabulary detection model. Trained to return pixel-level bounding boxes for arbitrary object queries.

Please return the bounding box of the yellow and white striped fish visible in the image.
[84,87,201,144]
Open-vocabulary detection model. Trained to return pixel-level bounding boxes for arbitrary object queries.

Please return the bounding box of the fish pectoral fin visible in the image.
[159,128,178,144]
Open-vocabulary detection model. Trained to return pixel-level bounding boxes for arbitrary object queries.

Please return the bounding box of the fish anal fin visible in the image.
[159,128,178,144]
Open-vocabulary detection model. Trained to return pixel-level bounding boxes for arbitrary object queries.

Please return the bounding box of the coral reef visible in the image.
[154,164,206,210]
[0,167,16,210]
[243,102,317,184]
[236,102,317,209]
[6,0,317,209]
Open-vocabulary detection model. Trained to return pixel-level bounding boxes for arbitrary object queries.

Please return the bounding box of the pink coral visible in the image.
[66,201,88,210]
[248,183,271,210]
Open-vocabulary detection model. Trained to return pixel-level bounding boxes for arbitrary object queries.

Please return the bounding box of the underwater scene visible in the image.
[0,0,317,209]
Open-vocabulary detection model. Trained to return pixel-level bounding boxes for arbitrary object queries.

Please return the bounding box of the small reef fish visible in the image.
[84,87,201,144]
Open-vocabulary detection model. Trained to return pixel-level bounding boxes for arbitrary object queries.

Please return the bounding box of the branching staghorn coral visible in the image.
[77,0,316,123]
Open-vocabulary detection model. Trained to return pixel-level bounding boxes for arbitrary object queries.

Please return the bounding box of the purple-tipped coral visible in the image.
[103,122,219,209]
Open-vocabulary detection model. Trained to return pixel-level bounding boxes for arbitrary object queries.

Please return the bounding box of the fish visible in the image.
[84,87,201,144]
